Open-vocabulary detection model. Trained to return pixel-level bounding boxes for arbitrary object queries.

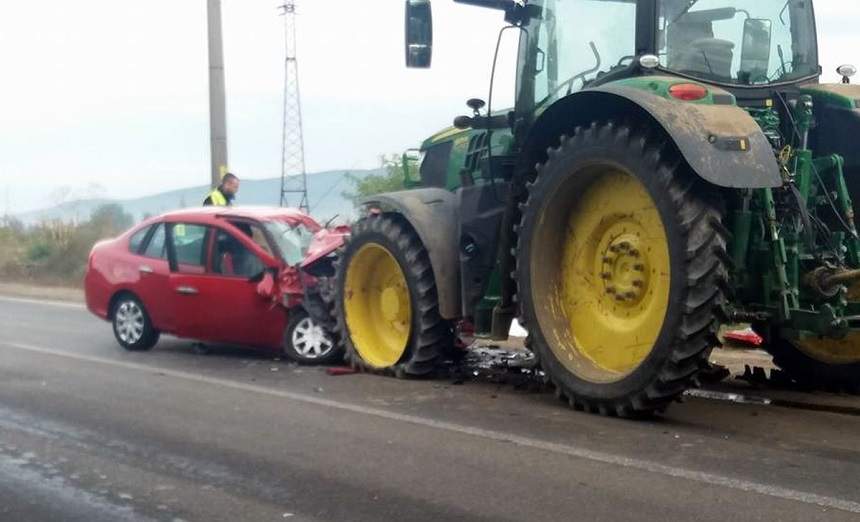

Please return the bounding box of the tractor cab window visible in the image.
[519,0,638,109]
[657,0,818,86]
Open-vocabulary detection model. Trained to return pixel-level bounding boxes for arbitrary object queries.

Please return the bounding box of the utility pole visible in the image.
[207,0,229,189]
[279,1,309,212]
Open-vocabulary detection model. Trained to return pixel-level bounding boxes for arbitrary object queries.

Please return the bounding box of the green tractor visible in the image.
[334,0,860,416]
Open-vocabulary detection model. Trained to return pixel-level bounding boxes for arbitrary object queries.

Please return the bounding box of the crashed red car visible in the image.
[84,207,348,364]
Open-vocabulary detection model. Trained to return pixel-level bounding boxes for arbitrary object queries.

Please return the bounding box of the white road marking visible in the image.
[2,340,860,514]
[0,295,86,310]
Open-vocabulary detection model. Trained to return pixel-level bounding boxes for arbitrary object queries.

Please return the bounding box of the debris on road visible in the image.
[724,328,764,347]
[326,366,357,376]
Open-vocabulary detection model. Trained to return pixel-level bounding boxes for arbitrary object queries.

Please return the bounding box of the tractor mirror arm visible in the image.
[453,0,512,11]
[453,113,510,130]
[453,0,534,24]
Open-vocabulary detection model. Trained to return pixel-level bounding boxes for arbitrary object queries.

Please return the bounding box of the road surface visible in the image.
[1,295,860,521]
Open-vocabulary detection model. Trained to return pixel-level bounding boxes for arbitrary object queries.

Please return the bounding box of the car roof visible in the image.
[158,206,321,229]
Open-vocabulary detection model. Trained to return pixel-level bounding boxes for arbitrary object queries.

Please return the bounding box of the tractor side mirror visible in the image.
[405,0,433,68]
[402,149,423,186]
[740,19,772,81]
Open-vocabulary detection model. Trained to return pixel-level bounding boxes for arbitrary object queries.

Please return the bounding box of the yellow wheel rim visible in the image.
[532,167,671,383]
[795,332,860,365]
[344,243,412,368]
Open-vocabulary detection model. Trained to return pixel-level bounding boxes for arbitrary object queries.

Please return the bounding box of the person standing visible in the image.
[203,173,240,206]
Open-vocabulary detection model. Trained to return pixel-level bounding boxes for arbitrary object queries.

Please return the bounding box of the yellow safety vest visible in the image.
[206,188,228,206]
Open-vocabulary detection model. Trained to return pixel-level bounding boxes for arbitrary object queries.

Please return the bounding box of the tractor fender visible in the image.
[527,85,782,188]
[360,188,460,319]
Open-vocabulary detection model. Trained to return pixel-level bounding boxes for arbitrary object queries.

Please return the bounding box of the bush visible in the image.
[0,204,134,287]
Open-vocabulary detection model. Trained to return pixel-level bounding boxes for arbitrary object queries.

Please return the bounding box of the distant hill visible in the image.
[16,169,380,225]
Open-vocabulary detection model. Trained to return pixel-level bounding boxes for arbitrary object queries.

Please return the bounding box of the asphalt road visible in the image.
[1,296,860,521]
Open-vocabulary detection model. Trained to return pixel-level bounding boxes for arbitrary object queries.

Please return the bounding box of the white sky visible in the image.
[1,0,858,213]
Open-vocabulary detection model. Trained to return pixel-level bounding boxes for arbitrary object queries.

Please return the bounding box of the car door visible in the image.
[164,222,214,342]
[206,223,288,348]
[166,221,287,349]
[130,222,176,333]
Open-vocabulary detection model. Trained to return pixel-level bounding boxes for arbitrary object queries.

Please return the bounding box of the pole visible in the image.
[207,0,229,189]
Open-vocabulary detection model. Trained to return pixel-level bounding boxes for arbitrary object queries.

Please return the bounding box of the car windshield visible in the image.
[657,0,818,86]
[264,221,314,266]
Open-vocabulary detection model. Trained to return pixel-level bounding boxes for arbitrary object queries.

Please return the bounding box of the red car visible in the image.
[85,207,348,364]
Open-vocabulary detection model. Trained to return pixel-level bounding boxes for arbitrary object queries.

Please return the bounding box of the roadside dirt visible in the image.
[0,282,83,302]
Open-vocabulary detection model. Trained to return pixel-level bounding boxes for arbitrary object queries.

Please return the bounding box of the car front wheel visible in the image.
[283,311,342,365]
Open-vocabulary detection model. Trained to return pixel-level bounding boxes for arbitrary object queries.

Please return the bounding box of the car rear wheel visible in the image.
[283,311,341,365]
[112,294,159,351]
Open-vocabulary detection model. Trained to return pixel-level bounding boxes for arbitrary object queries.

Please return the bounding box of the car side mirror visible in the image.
[740,19,772,81]
[405,0,433,68]
[254,270,276,299]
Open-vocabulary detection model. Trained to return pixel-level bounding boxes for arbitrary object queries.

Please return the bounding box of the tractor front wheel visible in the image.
[517,122,728,417]
[334,214,453,377]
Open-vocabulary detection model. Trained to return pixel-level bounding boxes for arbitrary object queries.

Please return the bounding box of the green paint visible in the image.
[801,85,858,110]
[609,76,736,106]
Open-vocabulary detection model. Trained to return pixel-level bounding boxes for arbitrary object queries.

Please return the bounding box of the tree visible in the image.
[89,204,134,235]
[343,154,408,204]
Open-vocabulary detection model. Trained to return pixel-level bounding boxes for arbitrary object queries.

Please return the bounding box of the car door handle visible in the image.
[176,286,199,295]
[139,265,154,274]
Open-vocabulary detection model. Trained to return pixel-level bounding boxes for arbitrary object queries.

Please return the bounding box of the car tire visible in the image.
[283,310,342,365]
[111,294,159,351]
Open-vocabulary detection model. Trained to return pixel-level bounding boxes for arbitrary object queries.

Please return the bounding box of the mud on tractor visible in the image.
[333,0,860,417]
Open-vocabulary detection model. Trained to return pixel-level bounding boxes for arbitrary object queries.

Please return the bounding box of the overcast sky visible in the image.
[1,1,858,213]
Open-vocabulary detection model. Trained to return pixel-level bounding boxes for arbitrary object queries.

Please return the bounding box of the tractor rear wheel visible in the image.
[334,214,453,377]
[766,332,860,392]
[516,122,728,417]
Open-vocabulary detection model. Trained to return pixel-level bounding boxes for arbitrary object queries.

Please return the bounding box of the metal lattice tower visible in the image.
[279,1,309,211]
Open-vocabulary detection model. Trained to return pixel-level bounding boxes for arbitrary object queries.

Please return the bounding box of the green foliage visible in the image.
[0,203,135,286]
[27,242,52,262]
[343,154,407,203]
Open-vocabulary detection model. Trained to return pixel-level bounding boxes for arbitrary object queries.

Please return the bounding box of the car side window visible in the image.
[212,229,265,279]
[228,220,274,258]
[142,224,167,259]
[169,224,208,274]
[129,226,151,254]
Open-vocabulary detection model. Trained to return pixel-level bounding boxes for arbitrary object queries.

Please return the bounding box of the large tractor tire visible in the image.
[765,333,860,392]
[516,121,728,417]
[334,214,454,377]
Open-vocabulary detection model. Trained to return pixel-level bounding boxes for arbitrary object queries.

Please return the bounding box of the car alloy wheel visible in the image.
[291,316,334,360]
[115,301,145,345]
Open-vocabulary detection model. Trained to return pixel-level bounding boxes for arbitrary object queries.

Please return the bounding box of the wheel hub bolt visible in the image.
[606,286,616,295]
[634,264,645,272]
[624,291,636,299]
[632,280,644,288]
[601,272,612,279]
[629,249,640,257]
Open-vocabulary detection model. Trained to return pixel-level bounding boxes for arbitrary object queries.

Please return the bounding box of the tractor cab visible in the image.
[409,0,821,114]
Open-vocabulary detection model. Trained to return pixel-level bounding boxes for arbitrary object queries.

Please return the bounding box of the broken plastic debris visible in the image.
[724,327,763,347]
